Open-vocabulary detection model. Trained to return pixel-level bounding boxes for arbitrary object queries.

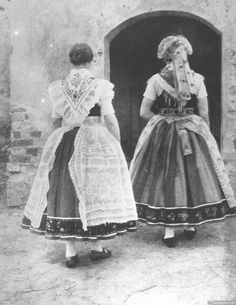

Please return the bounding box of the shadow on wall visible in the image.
[45,42,71,82]
[26,21,72,83]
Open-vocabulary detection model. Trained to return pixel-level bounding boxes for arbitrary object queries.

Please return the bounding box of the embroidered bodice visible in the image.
[153,68,198,114]
[151,93,198,114]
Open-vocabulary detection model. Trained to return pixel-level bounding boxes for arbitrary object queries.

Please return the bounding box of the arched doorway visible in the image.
[105,11,222,163]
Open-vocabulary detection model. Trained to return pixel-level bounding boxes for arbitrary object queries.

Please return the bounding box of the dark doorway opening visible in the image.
[106,12,222,163]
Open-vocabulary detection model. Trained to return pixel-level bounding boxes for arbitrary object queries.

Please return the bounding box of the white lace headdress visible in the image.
[157,36,196,107]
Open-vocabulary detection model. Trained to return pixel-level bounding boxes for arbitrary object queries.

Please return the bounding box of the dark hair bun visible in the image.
[69,43,93,66]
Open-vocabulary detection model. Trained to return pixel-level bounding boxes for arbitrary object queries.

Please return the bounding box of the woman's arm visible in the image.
[197,97,210,126]
[104,114,120,142]
[140,97,156,121]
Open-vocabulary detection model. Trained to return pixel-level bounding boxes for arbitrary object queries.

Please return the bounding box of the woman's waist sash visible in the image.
[159,107,194,116]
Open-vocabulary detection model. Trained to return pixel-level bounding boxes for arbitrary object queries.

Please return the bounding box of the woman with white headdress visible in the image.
[22,43,137,267]
[130,35,236,247]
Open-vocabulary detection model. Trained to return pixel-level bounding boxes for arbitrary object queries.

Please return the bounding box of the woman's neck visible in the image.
[73,63,91,70]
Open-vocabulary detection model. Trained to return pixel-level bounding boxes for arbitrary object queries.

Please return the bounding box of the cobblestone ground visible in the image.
[0,207,236,305]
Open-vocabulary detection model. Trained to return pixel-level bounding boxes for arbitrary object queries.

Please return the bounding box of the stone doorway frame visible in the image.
[104,10,223,149]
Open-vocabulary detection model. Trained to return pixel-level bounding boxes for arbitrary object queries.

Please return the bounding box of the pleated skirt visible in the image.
[131,119,236,226]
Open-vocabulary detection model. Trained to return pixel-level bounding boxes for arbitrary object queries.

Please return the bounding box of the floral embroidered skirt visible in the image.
[130,119,236,226]
[22,126,137,240]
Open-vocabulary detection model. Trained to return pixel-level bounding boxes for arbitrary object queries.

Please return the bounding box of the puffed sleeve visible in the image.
[194,73,208,99]
[99,80,115,115]
[143,75,163,100]
[48,81,64,119]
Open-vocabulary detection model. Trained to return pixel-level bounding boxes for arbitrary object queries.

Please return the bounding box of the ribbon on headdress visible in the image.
[157,36,196,109]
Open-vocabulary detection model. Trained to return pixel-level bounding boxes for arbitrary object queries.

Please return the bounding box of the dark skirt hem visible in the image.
[136,200,236,227]
[138,214,236,227]
[21,215,137,241]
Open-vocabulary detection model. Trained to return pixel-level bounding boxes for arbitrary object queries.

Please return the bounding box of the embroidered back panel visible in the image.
[52,69,101,125]
[61,71,97,111]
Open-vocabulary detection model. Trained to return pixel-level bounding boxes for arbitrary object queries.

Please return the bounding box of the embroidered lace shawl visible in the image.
[49,68,114,126]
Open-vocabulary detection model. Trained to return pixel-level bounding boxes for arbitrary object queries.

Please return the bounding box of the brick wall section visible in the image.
[0,0,10,207]
[7,106,45,206]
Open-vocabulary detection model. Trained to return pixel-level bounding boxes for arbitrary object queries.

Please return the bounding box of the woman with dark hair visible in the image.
[130,35,236,247]
[22,43,137,267]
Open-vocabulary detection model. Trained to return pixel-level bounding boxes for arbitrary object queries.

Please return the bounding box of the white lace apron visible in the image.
[69,117,137,229]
